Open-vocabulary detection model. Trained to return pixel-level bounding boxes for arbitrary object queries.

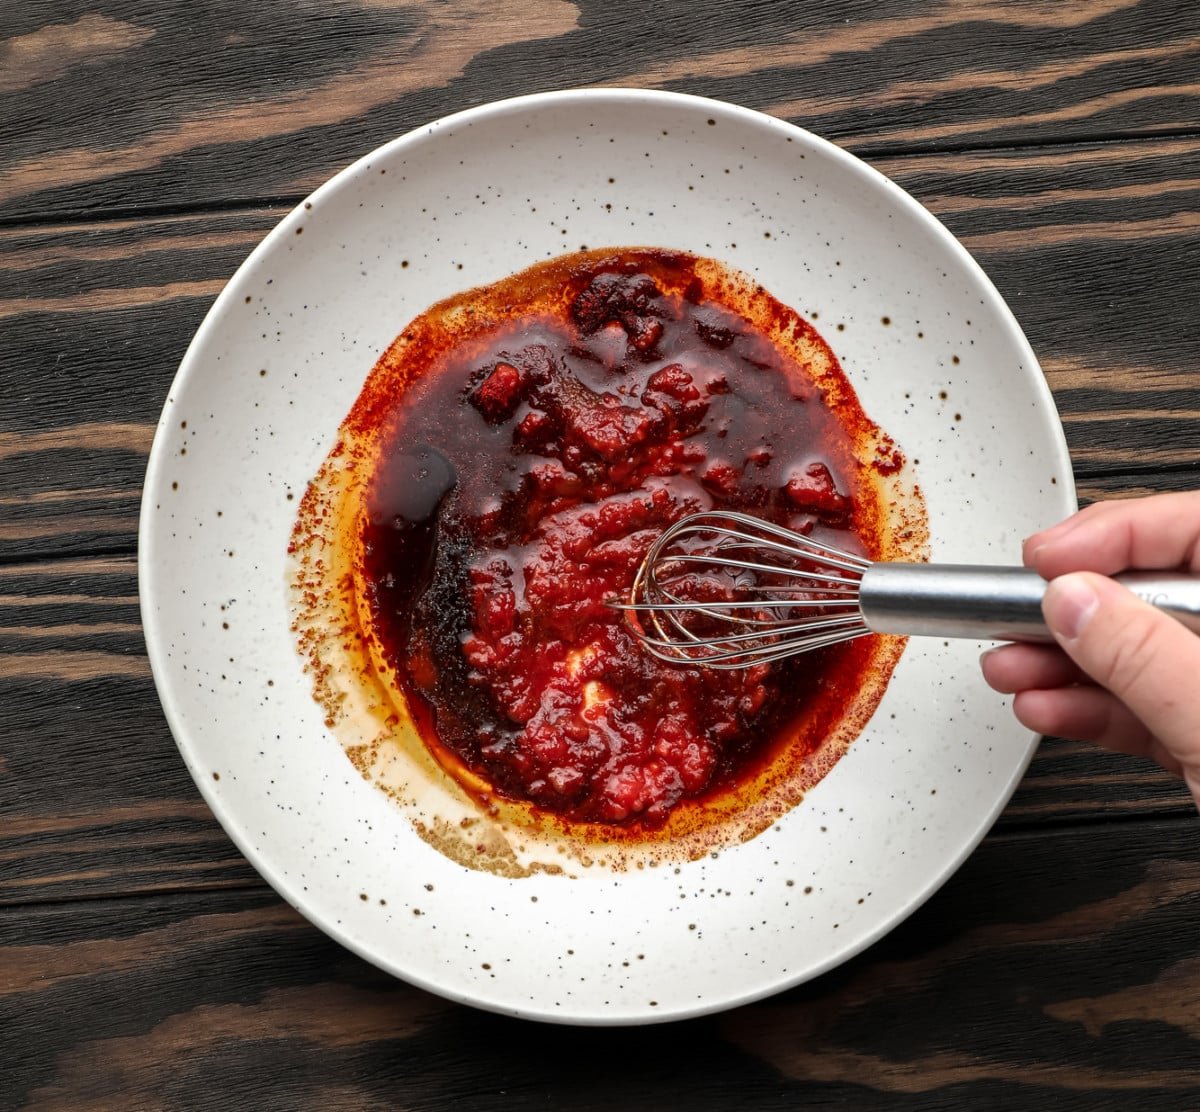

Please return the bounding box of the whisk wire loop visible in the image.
[619,509,874,668]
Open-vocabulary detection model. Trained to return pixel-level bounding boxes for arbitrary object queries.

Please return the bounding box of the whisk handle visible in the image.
[858,564,1200,643]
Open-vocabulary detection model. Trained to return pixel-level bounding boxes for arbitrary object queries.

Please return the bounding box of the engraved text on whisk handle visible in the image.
[1107,571,1200,634]
[859,565,1200,642]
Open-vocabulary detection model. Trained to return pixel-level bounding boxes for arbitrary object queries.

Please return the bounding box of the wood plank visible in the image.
[2,817,1198,1108]
[1,135,1198,562]
[1,1,1197,218]
[0,537,1194,907]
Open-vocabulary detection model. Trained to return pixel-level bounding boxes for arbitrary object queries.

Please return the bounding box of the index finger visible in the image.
[1024,492,1200,579]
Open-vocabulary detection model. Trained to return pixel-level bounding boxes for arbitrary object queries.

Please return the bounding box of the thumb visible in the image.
[1042,571,1200,784]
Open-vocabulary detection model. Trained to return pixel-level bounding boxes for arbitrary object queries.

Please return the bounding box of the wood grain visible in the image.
[3,1,1200,1092]
[1,0,1196,219]
[2,135,1197,562]
[2,817,1198,1109]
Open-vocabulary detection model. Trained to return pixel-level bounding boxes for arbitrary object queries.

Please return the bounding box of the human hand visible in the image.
[980,492,1200,810]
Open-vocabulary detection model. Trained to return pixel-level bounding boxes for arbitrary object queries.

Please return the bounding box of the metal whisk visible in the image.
[619,510,1200,670]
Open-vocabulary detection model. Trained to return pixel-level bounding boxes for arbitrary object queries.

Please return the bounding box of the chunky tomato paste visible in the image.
[324,250,911,830]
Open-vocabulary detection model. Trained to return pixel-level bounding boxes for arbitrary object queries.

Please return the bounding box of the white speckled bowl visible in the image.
[139,89,1074,1024]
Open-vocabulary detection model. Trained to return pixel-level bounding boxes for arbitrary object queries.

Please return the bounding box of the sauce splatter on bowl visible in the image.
[291,248,926,873]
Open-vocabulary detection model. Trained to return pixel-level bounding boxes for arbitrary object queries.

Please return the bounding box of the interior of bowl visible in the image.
[139,88,1074,1024]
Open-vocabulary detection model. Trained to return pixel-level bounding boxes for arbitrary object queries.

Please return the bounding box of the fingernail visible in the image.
[1043,574,1099,642]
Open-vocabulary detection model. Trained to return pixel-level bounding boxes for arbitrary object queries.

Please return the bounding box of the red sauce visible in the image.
[329,250,913,831]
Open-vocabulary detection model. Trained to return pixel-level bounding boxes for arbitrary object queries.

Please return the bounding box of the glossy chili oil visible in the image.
[352,251,890,829]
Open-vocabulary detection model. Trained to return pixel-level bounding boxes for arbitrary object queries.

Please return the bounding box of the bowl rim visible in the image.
[138,86,1075,1025]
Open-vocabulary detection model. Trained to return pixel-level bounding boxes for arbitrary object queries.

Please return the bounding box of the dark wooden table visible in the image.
[4,2,1199,1107]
